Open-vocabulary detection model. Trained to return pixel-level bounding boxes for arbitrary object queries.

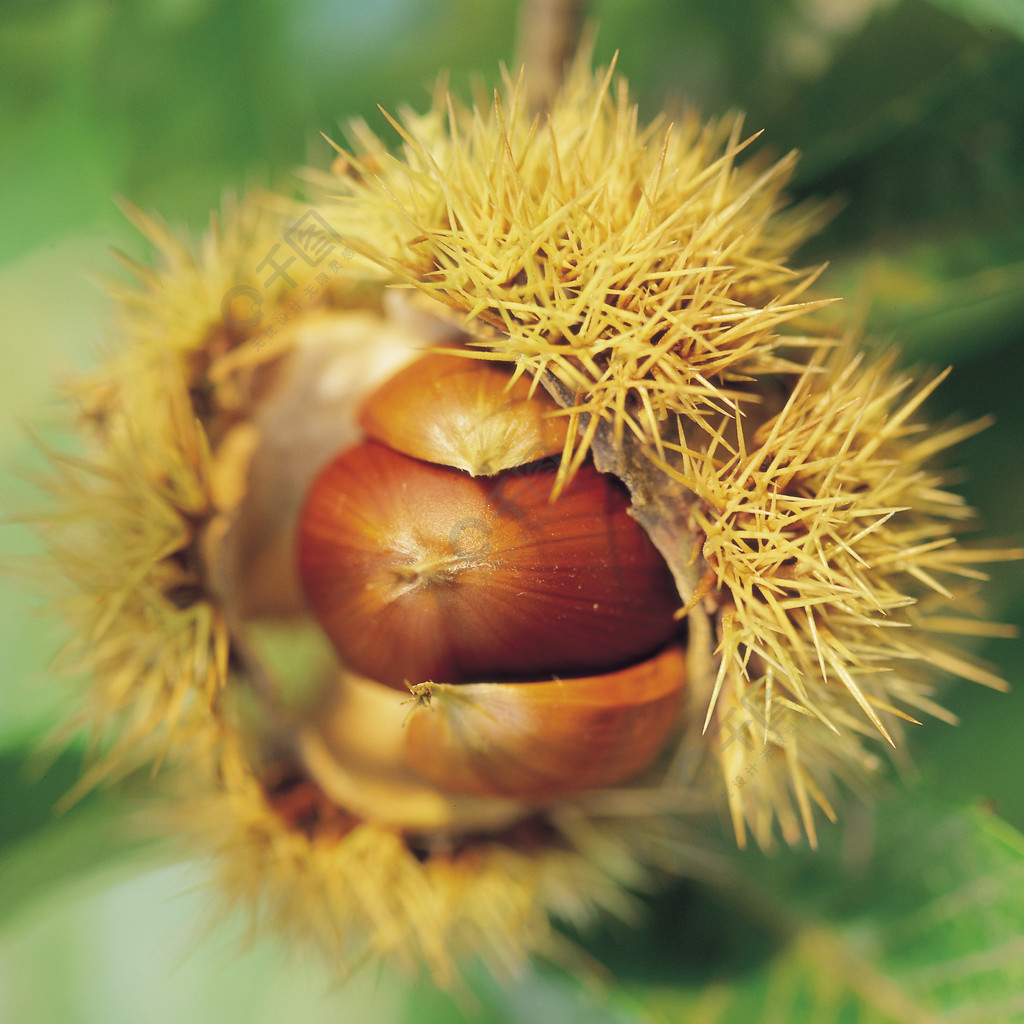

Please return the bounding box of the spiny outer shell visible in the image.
[313,57,1018,847]
[326,54,830,477]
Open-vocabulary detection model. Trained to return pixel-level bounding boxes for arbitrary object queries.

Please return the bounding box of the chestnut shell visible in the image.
[404,644,687,799]
[298,440,681,688]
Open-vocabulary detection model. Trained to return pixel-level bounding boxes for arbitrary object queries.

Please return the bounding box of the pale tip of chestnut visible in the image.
[358,351,569,476]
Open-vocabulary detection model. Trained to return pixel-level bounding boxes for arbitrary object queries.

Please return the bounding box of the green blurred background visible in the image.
[2,1,1023,1021]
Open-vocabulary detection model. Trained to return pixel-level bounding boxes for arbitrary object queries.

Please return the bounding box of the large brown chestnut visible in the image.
[298,439,681,689]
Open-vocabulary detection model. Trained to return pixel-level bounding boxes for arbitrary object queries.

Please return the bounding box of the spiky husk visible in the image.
[36,187,716,978]
[182,734,700,985]
[324,54,831,477]
[35,197,304,782]
[315,57,1016,847]
[664,342,1014,845]
[34,53,1018,981]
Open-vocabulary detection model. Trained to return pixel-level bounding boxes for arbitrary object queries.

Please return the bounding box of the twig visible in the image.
[514,0,586,113]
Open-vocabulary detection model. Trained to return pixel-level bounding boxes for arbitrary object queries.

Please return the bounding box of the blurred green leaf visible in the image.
[399,967,644,1024]
[600,803,1024,1023]
[778,0,1024,243]
[926,0,1024,38]
[0,748,156,925]
[822,239,1024,362]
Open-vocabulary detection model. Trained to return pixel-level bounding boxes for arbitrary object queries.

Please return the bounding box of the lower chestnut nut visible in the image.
[297,353,686,799]
[404,644,687,800]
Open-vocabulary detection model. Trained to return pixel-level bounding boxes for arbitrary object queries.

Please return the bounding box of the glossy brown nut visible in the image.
[403,644,687,800]
[297,440,681,688]
[358,352,569,475]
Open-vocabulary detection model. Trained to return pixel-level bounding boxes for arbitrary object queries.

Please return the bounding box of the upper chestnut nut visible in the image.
[297,353,682,689]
